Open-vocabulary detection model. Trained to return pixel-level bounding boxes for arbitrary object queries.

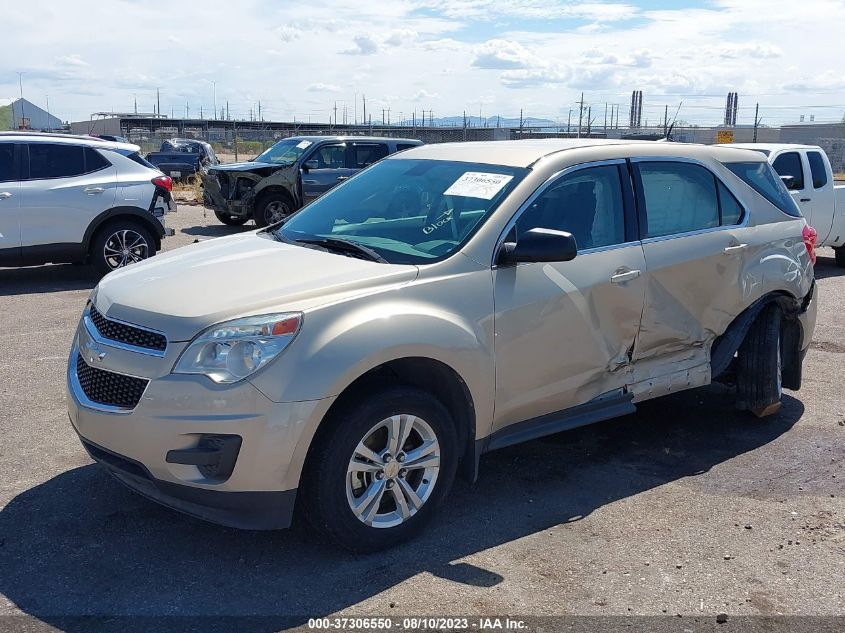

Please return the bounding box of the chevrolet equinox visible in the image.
[67,139,817,551]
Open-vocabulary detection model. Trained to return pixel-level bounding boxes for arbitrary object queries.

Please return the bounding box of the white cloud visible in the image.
[342,34,380,55]
[384,29,418,47]
[55,54,89,67]
[472,39,539,70]
[713,43,783,59]
[412,89,439,100]
[307,83,342,93]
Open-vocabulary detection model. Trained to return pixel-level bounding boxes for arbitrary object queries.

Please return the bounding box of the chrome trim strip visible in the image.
[69,344,145,415]
[492,158,628,268]
[84,308,168,358]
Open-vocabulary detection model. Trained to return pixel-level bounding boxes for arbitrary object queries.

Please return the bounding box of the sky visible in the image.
[2,0,845,127]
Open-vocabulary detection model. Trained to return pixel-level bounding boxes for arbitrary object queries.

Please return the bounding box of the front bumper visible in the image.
[78,435,296,529]
[67,315,331,530]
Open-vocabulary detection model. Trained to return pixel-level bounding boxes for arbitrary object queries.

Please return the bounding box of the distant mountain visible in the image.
[427,115,558,128]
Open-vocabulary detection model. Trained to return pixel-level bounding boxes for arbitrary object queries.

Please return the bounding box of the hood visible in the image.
[209,161,288,175]
[94,232,418,341]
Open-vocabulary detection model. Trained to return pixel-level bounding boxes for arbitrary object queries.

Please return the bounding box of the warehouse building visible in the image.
[0,98,63,131]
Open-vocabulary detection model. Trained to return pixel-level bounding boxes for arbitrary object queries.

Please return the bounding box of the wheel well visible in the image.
[255,186,296,211]
[711,290,805,388]
[311,357,476,476]
[84,210,163,254]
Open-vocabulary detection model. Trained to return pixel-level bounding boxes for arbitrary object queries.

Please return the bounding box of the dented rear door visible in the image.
[492,161,646,432]
[630,159,746,390]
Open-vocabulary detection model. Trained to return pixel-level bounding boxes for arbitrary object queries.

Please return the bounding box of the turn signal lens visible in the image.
[152,175,173,192]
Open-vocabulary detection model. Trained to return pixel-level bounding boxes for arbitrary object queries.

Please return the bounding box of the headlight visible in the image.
[173,313,302,384]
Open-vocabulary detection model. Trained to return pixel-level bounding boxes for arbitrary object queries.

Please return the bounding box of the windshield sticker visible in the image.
[296,140,313,149]
[444,172,513,200]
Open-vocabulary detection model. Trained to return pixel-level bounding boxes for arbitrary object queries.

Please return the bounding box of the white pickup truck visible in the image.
[729,143,845,266]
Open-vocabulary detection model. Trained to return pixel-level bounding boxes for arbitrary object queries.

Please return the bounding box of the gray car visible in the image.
[202,136,423,227]
[68,139,816,551]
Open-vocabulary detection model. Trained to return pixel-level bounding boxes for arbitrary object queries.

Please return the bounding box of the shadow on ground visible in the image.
[180,220,255,240]
[812,252,843,280]
[0,264,98,296]
[0,387,805,630]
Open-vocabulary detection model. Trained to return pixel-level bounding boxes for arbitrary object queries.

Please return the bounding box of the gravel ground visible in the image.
[0,204,843,630]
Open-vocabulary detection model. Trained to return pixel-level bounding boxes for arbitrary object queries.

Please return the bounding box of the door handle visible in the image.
[0,192,11,199]
[337,176,349,182]
[723,243,748,254]
[302,180,318,185]
[610,269,641,284]
[84,187,106,194]
[799,198,811,202]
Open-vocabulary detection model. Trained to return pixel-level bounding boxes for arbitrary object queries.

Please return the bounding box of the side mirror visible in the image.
[498,228,578,266]
[303,159,319,171]
[780,174,797,190]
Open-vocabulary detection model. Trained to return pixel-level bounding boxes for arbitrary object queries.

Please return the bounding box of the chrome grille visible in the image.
[89,305,166,352]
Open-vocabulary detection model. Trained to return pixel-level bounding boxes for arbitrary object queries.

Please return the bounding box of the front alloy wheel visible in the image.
[346,415,441,528]
[300,386,458,552]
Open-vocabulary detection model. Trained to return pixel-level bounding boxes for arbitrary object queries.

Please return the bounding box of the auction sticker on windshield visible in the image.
[444,172,513,200]
[296,140,313,149]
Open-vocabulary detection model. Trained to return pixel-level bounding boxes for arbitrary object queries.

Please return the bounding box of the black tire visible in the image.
[213,210,249,226]
[90,220,156,276]
[835,247,845,268]
[299,386,459,552]
[253,191,294,228]
[736,304,783,417]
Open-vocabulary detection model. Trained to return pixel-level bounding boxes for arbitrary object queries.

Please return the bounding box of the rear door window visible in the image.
[28,143,86,179]
[637,162,720,238]
[772,151,804,190]
[807,151,828,189]
[351,143,389,168]
[0,143,15,182]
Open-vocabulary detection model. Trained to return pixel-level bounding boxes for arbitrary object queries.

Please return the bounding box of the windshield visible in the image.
[254,139,314,165]
[275,159,528,264]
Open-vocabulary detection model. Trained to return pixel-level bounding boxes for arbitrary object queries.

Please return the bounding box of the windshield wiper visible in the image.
[294,237,387,263]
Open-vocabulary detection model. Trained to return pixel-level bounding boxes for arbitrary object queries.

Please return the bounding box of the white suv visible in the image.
[0,132,175,275]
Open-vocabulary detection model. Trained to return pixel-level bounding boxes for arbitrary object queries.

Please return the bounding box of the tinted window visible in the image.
[277,159,527,264]
[112,148,156,169]
[515,165,625,249]
[28,143,86,179]
[723,161,802,217]
[352,144,388,168]
[311,144,347,169]
[85,147,111,172]
[396,143,419,151]
[638,162,719,237]
[772,152,804,190]
[0,143,14,182]
[717,181,743,225]
[807,151,828,189]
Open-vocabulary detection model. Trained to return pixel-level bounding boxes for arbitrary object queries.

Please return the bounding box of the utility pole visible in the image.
[567,109,572,135]
[226,100,229,121]
[362,94,367,127]
[258,100,262,121]
[45,95,50,129]
[354,92,358,125]
[157,88,161,117]
[753,102,760,142]
[382,108,385,125]
[185,101,189,119]
[333,101,338,127]
[586,106,592,136]
[134,94,138,115]
[519,108,524,134]
[664,104,668,136]
[604,102,608,133]
[17,72,26,128]
[463,110,467,141]
[577,92,584,138]
[387,107,391,125]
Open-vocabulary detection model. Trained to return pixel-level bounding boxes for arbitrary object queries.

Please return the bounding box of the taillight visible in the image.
[802,224,817,265]
[152,175,173,192]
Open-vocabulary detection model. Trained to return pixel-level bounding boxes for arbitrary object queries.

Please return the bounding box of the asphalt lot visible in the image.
[0,203,843,629]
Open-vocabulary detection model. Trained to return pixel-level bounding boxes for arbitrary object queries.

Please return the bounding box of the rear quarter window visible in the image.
[723,161,802,217]
[807,151,828,189]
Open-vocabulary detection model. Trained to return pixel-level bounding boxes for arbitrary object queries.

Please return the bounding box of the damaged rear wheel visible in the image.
[254,192,294,228]
[736,304,783,417]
